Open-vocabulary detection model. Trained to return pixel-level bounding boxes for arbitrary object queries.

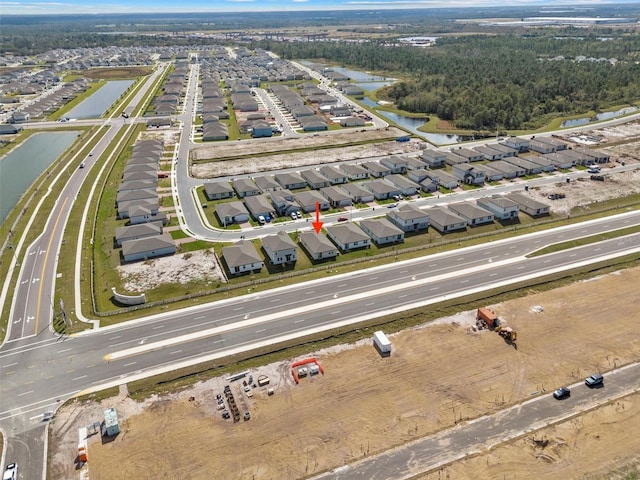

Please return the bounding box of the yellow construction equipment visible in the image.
[495,325,517,344]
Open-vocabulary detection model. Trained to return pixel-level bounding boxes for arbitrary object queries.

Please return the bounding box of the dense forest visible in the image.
[264,34,640,131]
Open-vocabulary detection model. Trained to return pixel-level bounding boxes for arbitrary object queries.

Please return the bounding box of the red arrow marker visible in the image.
[312,202,323,234]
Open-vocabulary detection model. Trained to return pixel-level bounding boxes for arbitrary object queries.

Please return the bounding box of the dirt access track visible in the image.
[50,266,640,479]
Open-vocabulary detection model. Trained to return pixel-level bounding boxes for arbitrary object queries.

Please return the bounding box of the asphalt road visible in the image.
[2,210,639,423]
[311,363,640,480]
[0,63,169,480]
[2,59,640,479]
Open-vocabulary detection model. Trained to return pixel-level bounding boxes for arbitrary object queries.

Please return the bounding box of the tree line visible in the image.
[261,33,640,131]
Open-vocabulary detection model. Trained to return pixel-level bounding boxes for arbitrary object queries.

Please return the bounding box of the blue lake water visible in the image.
[561,107,638,128]
[66,79,134,119]
[0,131,80,223]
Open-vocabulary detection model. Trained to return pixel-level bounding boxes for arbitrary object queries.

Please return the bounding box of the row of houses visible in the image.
[219,191,551,274]
[114,140,176,263]
[149,61,189,117]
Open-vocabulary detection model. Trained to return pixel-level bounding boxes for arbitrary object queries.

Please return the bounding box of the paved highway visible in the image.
[2,58,640,480]
[0,62,169,480]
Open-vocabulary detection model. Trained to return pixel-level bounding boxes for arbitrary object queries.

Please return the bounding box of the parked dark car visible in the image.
[585,374,604,387]
[337,216,348,222]
[553,387,571,400]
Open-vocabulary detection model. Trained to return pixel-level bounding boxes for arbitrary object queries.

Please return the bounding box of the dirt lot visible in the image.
[49,266,640,479]
[190,127,424,178]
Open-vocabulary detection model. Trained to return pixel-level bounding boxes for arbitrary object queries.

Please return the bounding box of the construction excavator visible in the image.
[495,325,517,344]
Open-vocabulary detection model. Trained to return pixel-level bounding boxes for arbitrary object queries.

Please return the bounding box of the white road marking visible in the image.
[72,375,87,381]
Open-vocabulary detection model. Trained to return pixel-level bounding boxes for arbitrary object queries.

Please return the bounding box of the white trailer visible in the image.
[373,331,391,354]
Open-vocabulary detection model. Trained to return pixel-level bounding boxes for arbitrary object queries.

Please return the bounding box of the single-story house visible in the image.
[262,231,297,265]
[490,143,518,158]
[475,165,505,182]
[451,164,486,186]
[121,233,176,262]
[359,218,405,246]
[477,195,520,221]
[342,183,374,203]
[487,160,522,179]
[244,194,275,220]
[533,136,568,151]
[421,150,447,168]
[319,166,348,185]
[385,174,420,196]
[221,241,264,275]
[326,222,371,252]
[253,175,280,192]
[443,151,470,166]
[116,188,157,207]
[578,148,610,163]
[363,179,401,200]
[115,222,163,247]
[118,179,157,193]
[251,120,273,138]
[503,136,530,153]
[556,149,595,166]
[380,156,408,174]
[128,205,167,225]
[506,192,550,217]
[541,153,573,170]
[10,112,30,123]
[118,199,159,219]
[525,155,556,172]
[340,163,369,181]
[123,163,156,175]
[123,171,158,183]
[146,117,171,128]
[504,157,544,175]
[473,145,504,161]
[204,181,234,200]
[387,204,429,232]
[362,161,391,178]
[294,190,330,212]
[0,124,22,134]
[451,148,484,163]
[529,139,557,154]
[320,186,352,208]
[300,169,331,189]
[232,178,261,198]
[127,155,160,166]
[447,202,494,226]
[275,172,307,190]
[299,231,338,261]
[340,117,366,127]
[216,201,250,225]
[427,207,468,233]
[426,171,459,190]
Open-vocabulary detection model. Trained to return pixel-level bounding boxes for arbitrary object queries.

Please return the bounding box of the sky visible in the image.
[1,0,637,15]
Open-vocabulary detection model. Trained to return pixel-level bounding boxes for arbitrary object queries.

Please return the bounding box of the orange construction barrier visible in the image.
[291,357,324,384]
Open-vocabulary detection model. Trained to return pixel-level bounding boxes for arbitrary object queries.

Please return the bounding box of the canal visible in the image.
[66,80,134,119]
[0,131,80,224]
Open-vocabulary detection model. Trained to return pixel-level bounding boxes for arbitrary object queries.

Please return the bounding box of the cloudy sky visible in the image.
[0,0,634,15]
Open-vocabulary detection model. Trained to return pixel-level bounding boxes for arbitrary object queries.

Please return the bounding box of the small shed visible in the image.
[103,407,120,436]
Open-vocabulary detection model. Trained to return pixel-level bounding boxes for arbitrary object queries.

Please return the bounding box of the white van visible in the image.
[258,215,266,225]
